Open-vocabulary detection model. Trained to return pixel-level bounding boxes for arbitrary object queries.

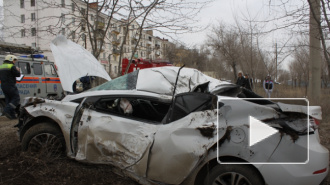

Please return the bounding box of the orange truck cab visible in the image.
[121,58,172,75]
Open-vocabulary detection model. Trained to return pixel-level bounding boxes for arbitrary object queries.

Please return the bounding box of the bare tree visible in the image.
[207,23,243,81]
[2,0,213,77]
[290,38,310,95]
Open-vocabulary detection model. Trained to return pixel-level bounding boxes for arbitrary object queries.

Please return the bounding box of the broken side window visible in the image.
[165,92,216,123]
[94,98,120,114]
[93,96,170,123]
[88,70,138,91]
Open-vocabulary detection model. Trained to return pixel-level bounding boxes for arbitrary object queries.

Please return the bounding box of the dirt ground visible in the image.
[1,117,330,185]
[0,117,138,185]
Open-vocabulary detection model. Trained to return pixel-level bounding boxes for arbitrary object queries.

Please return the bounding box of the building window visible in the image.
[20,0,24,8]
[21,29,25,37]
[71,31,75,39]
[61,0,65,7]
[82,34,86,41]
[31,28,36,36]
[62,28,65,35]
[31,0,35,7]
[31,13,36,21]
[61,13,65,23]
[21,14,25,23]
[72,17,75,25]
[114,66,117,72]
[31,43,36,48]
[90,14,94,21]
[48,25,52,33]
[103,52,106,58]
[71,3,75,12]
[81,8,86,16]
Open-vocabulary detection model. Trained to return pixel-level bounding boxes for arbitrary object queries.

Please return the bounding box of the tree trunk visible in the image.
[308,0,322,100]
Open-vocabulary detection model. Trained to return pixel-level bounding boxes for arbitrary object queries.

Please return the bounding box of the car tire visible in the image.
[21,122,66,158]
[204,164,264,185]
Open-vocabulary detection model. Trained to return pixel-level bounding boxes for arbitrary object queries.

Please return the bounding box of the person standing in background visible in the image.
[0,55,21,119]
[236,72,245,88]
[244,74,253,91]
[263,75,274,98]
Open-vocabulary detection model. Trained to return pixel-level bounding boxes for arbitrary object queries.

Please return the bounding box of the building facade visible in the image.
[3,0,170,77]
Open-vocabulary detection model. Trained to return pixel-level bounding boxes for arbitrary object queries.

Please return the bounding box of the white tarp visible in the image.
[50,35,111,92]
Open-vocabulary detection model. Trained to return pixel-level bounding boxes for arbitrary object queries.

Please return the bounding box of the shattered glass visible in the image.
[89,70,138,91]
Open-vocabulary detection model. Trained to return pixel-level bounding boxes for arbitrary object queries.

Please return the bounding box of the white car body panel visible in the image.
[24,99,76,153]
[277,102,322,120]
[259,130,328,185]
[62,90,172,102]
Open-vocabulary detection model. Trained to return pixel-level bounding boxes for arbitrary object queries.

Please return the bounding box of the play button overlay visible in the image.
[249,116,278,146]
[217,98,309,165]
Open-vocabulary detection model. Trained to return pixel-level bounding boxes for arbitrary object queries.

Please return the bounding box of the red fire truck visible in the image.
[121,58,172,75]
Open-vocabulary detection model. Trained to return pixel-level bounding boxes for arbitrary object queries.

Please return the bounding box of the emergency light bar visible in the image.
[20,54,45,58]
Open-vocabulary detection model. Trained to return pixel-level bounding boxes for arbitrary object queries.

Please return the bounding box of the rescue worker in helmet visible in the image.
[0,55,21,119]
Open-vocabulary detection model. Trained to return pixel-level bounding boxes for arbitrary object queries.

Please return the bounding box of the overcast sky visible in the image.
[173,0,287,47]
[164,0,305,70]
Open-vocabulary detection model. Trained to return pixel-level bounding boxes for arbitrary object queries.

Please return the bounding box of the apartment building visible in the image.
[3,0,170,77]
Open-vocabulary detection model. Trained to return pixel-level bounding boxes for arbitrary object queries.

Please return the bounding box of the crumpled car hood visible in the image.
[50,35,111,92]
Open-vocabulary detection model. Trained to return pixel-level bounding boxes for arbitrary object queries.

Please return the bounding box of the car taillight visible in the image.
[309,118,320,130]
[313,168,327,174]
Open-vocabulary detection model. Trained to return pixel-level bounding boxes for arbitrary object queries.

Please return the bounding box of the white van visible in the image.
[0,55,63,114]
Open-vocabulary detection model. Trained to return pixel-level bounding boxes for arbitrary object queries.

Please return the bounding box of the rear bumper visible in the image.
[259,130,329,185]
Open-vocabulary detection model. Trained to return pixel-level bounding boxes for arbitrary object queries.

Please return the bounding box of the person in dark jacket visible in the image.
[80,76,95,91]
[263,75,274,98]
[244,74,253,91]
[236,72,245,87]
[0,55,21,119]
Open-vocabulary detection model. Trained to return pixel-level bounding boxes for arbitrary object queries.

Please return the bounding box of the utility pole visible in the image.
[309,0,321,100]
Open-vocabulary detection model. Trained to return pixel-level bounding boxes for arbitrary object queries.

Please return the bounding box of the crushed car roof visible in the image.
[63,67,229,101]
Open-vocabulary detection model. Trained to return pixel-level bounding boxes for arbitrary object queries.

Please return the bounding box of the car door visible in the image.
[147,92,228,184]
[43,63,60,94]
[70,96,167,177]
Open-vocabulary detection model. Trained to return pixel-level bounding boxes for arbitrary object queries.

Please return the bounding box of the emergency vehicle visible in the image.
[0,42,63,115]
[121,58,172,75]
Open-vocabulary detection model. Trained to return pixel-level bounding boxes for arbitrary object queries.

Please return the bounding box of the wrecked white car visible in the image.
[17,67,328,185]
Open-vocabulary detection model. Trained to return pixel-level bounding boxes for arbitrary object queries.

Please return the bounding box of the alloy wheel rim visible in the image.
[212,172,252,185]
[28,133,63,158]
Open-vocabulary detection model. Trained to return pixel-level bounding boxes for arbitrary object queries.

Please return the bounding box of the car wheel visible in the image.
[204,164,264,185]
[21,122,65,158]
[0,100,5,115]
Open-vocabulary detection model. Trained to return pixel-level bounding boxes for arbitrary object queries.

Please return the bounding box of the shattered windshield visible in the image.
[88,70,138,91]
